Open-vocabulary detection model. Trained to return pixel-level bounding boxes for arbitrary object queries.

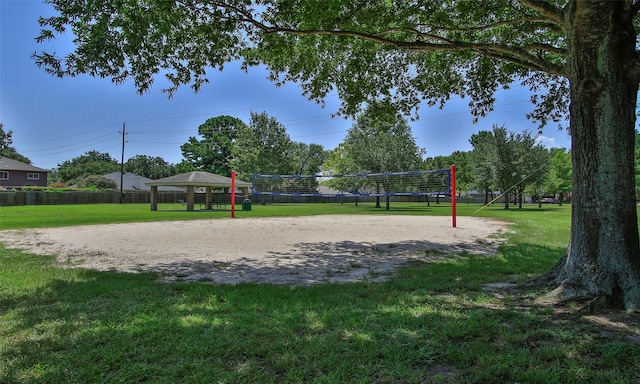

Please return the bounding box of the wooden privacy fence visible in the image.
[0,190,464,207]
[0,191,188,206]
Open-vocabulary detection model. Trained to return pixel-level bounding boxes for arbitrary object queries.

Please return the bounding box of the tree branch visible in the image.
[524,43,566,56]
[471,44,564,75]
[516,0,565,25]
[415,16,557,33]
[272,28,566,76]
[182,0,567,76]
[631,0,640,17]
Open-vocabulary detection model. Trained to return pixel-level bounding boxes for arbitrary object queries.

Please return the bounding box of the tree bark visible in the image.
[543,0,640,311]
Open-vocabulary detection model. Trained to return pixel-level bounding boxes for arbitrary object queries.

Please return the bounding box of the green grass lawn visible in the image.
[1,202,638,383]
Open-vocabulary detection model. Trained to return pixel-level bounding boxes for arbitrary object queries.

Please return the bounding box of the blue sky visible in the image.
[1,0,571,170]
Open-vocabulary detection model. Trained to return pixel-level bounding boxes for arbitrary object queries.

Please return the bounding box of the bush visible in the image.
[76,175,117,190]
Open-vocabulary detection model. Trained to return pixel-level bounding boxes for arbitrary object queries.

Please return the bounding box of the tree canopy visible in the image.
[177,114,325,179]
[0,123,31,164]
[57,150,120,184]
[75,174,117,190]
[323,103,425,205]
[124,154,176,180]
[470,125,550,209]
[423,151,474,198]
[333,102,425,175]
[34,0,569,125]
[34,0,640,310]
[291,143,327,176]
[545,148,572,203]
[229,111,295,180]
[474,128,518,208]
[469,130,497,204]
[179,116,246,176]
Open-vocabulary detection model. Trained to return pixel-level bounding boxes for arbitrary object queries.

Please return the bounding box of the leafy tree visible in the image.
[422,155,452,171]
[448,151,474,198]
[423,151,474,201]
[544,148,572,204]
[323,143,351,175]
[327,103,425,207]
[344,103,425,173]
[322,143,358,193]
[471,126,550,209]
[469,131,498,205]
[174,160,197,175]
[512,130,551,208]
[285,142,328,193]
[491,126,521,209]
[57,151,120,184]
[124,154,176,180]
[47,168,62,186]
[425,152,474,199]
[0,123,31,164]
[180,116,246,176]
[34,0,640,309]
[291,142,327,176]
[229,111,295,180]
[76,175,117,190]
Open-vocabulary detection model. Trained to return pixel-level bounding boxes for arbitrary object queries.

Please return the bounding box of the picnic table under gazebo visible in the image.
[145,171,251,211]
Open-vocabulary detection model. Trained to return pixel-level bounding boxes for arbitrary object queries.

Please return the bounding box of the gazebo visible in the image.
[145,171,251,211]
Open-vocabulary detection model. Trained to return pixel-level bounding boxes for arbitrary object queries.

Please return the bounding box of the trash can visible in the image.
[242,199,252,211]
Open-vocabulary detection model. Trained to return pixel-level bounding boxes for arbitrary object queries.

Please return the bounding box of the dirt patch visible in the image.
[0,215,509,285]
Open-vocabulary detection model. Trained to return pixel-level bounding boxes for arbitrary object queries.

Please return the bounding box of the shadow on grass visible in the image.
[2,243,639,383]
[384,242,566,292]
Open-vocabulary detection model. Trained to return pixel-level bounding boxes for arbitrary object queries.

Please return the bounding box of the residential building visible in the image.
[0,156,48,188]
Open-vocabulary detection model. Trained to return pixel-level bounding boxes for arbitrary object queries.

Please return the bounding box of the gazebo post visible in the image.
[205,187,212,210]
[231,171,236,218]
[186,186,195,211]
[150,186,158,211]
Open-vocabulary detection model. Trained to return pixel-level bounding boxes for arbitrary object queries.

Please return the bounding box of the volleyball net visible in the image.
[250,166,457,227]
[251,169,452,198]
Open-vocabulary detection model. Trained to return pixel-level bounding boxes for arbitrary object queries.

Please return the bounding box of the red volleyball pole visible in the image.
[451,164,457,228]
[231,171,236,218]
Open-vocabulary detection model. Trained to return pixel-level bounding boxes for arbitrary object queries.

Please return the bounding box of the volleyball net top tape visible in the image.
[251,169,452,197]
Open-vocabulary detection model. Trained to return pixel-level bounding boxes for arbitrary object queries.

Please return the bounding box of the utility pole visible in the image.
[120,122,126,204]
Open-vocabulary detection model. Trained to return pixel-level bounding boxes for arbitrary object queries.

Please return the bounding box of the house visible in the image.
[103,171,184,192]
[0,156,48,188]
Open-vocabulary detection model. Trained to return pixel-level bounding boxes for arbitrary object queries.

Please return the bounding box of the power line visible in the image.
[25,136,121,159]
[31,143,123,169]
[21,95,531,150]
[124,94,340,124]
[291,130,348,139]
[20,132,121,154]
[17,122,122,145]
[18,94,534,168]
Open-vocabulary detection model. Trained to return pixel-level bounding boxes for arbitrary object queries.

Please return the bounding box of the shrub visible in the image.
[76,175,117,190]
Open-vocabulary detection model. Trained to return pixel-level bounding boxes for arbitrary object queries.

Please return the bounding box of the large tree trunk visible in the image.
[543,1,640,312]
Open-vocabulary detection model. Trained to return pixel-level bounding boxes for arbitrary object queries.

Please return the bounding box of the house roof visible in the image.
[103,172,185,191]
[0,157,47,172]
[145,171,251,188]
